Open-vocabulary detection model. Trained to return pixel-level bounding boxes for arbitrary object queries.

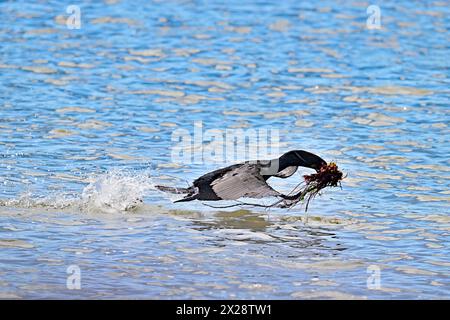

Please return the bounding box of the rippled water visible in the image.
[0,0,449,299]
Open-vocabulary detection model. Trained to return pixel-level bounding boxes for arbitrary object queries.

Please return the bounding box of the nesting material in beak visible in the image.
[281,162,344,211]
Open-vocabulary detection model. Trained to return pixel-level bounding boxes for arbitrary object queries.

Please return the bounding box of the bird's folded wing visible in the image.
[210,163,281,200]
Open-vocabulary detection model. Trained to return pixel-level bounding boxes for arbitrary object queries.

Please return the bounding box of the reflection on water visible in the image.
[199,210,272,232]
[190,209,345,254]
[0,0,449,299]
[0,206,351,299]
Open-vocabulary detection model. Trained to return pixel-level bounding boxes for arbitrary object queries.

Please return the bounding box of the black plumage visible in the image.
[156,150,327,203]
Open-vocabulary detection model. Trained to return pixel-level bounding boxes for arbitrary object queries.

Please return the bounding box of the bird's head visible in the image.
[280,150,327,172]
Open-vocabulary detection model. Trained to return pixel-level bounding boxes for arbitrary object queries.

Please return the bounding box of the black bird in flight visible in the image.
[156,150,327,203]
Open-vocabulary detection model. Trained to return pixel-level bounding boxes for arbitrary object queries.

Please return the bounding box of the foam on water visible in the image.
[80,169,155,213]
[0,169,157,214]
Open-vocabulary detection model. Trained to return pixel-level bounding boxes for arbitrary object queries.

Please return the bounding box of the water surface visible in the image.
[0,0,449,299]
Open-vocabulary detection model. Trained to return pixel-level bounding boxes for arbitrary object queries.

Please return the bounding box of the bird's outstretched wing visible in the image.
[210,163,281,200]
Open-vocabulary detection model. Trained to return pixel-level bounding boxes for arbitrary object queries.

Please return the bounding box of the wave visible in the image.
[0,169,158,214]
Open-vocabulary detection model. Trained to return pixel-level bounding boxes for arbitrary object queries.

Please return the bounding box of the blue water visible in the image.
[0,0,449,299]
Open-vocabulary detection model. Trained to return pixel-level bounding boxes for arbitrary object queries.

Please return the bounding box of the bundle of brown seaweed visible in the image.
[304,162,343,189]
[280,162,344,210]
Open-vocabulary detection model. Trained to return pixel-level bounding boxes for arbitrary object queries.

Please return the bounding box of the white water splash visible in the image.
[0,169,157,214]
[80,169,155,213]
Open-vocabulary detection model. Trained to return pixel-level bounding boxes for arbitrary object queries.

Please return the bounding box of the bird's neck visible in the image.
[266,156,296,174]
[277,155,299,172]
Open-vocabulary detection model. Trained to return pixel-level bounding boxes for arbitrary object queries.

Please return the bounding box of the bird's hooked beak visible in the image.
[294,151,327,172]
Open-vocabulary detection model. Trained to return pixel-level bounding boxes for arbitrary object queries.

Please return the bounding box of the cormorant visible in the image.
[156,150,327,203]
